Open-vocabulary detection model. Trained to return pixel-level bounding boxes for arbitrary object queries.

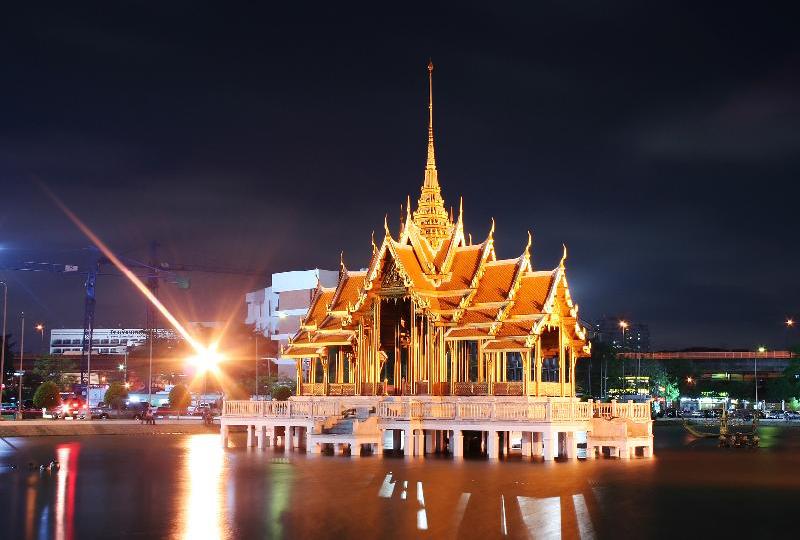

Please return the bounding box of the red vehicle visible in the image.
[58,396,88,419]
[154,406,177,419]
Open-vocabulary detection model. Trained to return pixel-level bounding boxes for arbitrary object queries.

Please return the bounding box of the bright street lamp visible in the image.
[35,323,45,353]
[787,318,794,327]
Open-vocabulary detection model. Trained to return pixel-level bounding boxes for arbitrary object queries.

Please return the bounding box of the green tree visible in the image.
[104,382,129,411]
[169,383,191,415]
[33,355,77,387]
[1,334,15,401]
[272,385,292,401]
[32,381,61,410]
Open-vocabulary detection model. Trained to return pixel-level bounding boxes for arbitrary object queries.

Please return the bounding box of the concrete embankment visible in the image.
[0,419,218,438]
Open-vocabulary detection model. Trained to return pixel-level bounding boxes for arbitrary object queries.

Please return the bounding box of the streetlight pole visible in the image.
[755,347,765,411]
[255,330,259,399]
[0,281,7,411]
[16,312,25,420]
[147,328,153,406]
[619,320,629,395]
[35,324,45,354]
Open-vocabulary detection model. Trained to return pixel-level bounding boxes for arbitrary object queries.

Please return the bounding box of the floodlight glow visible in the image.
[188,344,225,374]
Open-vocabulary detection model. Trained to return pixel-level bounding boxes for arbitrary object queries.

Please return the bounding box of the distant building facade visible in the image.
[594,316,650,352]
[49,328,176,356]
[245,269,338,374]
[618,350,794,383]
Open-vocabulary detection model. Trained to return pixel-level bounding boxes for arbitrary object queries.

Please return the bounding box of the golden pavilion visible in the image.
[283,61,591,399]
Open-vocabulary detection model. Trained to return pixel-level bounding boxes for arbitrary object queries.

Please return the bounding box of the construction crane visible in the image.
[1,242,268,396]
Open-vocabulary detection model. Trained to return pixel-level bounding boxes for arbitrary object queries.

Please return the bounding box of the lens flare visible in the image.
[188,343,225,374]
[43,186,203,352]
[43,184,246,396]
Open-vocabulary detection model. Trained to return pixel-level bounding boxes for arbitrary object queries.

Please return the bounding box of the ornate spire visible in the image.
[414,59,451,250]
[426,59,436,172]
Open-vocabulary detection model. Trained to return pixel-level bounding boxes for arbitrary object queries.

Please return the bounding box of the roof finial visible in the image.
[426,59,436,171]
[560,243,568,267]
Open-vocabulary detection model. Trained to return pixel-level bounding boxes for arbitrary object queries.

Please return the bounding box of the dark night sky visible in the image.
[1,2,799,349]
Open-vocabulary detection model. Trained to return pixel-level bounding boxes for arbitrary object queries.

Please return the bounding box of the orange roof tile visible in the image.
[330,273,364,312]
[392,244,434,290]
[495,321,533,338]
[459,309,498,325]
[439,245,483,290]
[471,260,518,303]
[319,316,344,330]
[305,289,335,325]
[433,233,456,269]
[509,272,555,316]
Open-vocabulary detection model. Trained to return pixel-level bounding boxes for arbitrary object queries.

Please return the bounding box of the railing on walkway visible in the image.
[223,397,652,423]
[594,400,651,422]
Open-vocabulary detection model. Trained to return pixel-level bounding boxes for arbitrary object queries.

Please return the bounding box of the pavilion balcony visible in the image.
[222,397,652,424]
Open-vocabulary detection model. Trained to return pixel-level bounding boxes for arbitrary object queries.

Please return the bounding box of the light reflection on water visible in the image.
[54,443,78,540]
[1,426,799,539]
[179,435,225,540]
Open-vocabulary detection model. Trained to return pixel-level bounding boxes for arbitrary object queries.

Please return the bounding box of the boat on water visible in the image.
[683,409,759,447]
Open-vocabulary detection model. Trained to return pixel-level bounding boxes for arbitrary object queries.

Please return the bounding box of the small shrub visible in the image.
[272,386,292,401]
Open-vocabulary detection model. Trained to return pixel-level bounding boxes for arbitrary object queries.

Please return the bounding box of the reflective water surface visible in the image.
[1,425,799,539]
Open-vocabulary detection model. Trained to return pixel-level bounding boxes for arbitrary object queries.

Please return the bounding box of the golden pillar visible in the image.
[534,336,542,397]
[558,323,565,397]
[522,350,530,395]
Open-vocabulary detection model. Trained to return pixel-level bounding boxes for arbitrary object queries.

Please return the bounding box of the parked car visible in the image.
[154,406,177,419]
[766,410,786,420]
[190,403,212,416]
[89,402,148,420]
[785,410,800,420]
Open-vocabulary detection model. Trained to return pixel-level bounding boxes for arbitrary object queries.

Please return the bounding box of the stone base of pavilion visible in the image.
[220,396,653,461]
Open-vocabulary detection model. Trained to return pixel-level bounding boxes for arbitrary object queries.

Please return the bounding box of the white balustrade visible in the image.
[458,401,492,420]
[221,397,633,424]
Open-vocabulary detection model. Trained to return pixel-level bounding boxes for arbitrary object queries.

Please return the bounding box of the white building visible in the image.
[245,268,338,374]
[49,328,176,355]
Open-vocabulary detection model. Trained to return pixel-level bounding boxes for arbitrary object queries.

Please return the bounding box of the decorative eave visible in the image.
[281,345,325,358]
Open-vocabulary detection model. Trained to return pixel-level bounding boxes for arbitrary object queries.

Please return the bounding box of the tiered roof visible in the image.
[283,63,589,358]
